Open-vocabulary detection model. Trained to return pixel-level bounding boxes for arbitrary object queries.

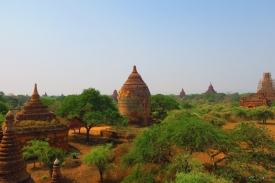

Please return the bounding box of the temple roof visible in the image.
[124,65,147,85]
[15,84,56,121]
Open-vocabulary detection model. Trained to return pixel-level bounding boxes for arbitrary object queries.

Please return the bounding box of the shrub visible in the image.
[202,114,226,127]
[70,152,80,159]
[42,174,48,179]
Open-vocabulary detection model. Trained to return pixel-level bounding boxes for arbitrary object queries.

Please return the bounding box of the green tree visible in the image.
[122,124,172,167]
[16,94,30,106]
[82,143,114,183]
[23,139,48,168]
[0,101,9,127]
[56,88,127,142]
[167,117,229,171]
[122,165,154,183]
[40,97,61,112]
[251,106,274,124]
[202,113,226,128]
[234,107,248,120]
[181,102,194,109]
[225,122,275,182]
[151,94,179,122]
[23,139,66,176]
[0,114,5,126]
[0,101,9,115]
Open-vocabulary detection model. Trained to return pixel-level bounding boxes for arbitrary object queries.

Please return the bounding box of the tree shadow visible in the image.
[256,121,275,125]
[68,133,123,147]
[63,177,79,183]
[68,144,81,153]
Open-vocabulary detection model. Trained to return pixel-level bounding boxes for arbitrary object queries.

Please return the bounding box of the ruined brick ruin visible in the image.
[240,72,275,108]
[205,83,217,94]
[117,65,152,125]
[12,84,69,150]
[0,111,34,183]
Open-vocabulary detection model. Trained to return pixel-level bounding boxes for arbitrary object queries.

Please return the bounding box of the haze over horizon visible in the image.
[1,1,275,96]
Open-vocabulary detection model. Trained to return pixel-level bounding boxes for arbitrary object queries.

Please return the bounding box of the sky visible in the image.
[1,1,275,96]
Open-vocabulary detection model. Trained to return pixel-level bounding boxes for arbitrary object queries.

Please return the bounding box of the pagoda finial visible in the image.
[34,83,38,94]
[133,65,137,73]
[5,110,15,133]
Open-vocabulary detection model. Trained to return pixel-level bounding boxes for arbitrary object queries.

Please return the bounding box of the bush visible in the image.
[70,152,80,159]
[202,114,226,127]
[173,172,231,183]
[42,174,48,179]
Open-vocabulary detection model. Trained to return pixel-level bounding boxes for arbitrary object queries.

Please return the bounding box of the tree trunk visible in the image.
[49,165,53,177]
[99,170,103,183]
[85,127,92,142]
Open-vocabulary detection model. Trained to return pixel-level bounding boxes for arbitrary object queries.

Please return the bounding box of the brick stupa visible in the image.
[205,83,217,94]
[0,111,34,183]
[51,159,62,183]
[240,72,275,108]
[12,84,69,150]
[118,66,152,126]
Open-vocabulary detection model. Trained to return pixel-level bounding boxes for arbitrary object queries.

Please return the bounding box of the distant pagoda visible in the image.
[42,92,48,97]
[13,84,69,150]
[205,83,217,94]
[0,111,34,183]
[111,90,118,103]
[240,72,275,108]
[117,66,152,126]
[178,88,186,98]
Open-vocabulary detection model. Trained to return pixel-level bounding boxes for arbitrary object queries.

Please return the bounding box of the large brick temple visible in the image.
[4,84,69,150]
[117,66,152,126]
[240,72,275,108]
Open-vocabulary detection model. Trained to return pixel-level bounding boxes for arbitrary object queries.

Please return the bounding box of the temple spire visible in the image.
[132,65,137,73]
[33,83,38,94]
[5,111,14,132]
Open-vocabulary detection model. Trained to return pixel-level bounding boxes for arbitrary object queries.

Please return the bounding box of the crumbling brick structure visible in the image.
[240,73,275,108]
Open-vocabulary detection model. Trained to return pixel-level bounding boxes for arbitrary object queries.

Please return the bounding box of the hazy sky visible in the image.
[1,1,275,96]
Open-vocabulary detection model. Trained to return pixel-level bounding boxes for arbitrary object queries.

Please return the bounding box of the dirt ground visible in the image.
[28,126,130,183]
[28,121,275,183]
